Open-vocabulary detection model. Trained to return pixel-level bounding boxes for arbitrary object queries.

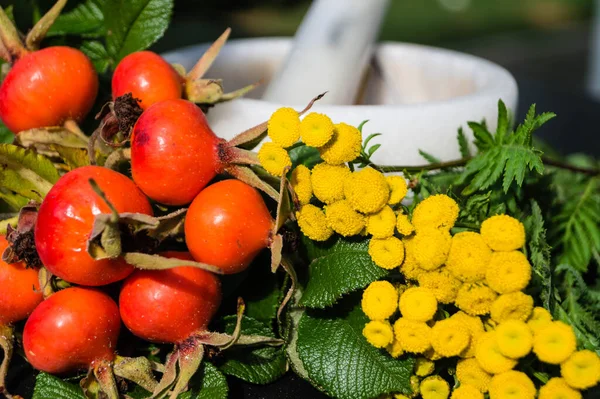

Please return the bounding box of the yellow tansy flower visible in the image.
[527,306,553,334]
[456,358,492,393]
[363,320,394,348]
[410,376,421,398]
[258,142,292,176]
[533,321,577,365]
[495,320,532,359]
[480,214,526,252]
[361,280,398,320]
[400,236,423,280]
[431,318,471,357]
[415,357,435,377]
[424,347,444,361]
[386,338,404,358]
[290,165,312,205]
[418,268,462,304]
[344,167,390,214]
[446,232,491,283]
[386,175,408,205]
[369,236,405,270]
[560,350,600,390]
[396,212,414,236]
[420,376,450,399]
[366,205,397,238]
[393,318,432,354]
[311,163,350,204]
[539,377,582,399]
[490,292,533,323]
[318,122,362,164]
[451,311,485,358]
[325,200,365,236]
[412,228,452,270]
[485,251,532,294]
[489,370,536,399]
[267,107,300,148]
[296,204,333,242]
[475,331,518,374]
[399,287,438,322]
[412,194,459,232]
[299,112,334,147]
[450,385,484,399]
[455,283,497,316]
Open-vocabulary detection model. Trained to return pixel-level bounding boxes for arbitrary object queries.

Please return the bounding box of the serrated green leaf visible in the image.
[300,236,388,308]
[47,0,106,37]
[457,127,471,158]
[33,372,86,399]
[0,121,14,143]
[219,316,286,384]
[52,145,91,170]
[289,144,322,169]
[501,144,544,192]
[468,121,494,151]
[524,200,552,309]
[495,99,509,144]
[180,362,228,399]
[297,298,414,399]
[80,40,110,74]
[418,149,440,164]
[104,0,174,64]
[0,144,60,200]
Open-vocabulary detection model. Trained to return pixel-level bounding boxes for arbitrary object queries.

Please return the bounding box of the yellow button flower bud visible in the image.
[300,112,334,147]
[318,122,362,164]
[258,142,292,176]
[366,205,396,238]
[361,280,398,320]
[480,214,525,252]
[386,175,408,205]
[311,163,350,204]
[290,164,312,205]
[267,107,300,148]
[296,204,333,242]
[325,200,365,236]
[412,194,459,232]
[344,167,390,214]
[369,236,405,270]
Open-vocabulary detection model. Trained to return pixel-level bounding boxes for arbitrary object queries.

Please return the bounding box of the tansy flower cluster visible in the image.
[259,108,411,248]
[359,198,600,398]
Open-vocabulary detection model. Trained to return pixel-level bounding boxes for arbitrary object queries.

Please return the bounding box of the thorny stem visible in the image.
[368,156,600,176]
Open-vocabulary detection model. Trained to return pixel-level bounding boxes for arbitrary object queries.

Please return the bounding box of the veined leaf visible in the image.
[297,297,414,399]
[104,0,174,64]
[457,127,471,158]
[219,316,286,384]
[289,144,322,170]
[300,236,388,309]
[81,40,110,74]
[181,362,228,399]
[47,0,106,37]
[52,146,90,170]
[33,373,85,399]
[524,200,552,309]
[0,144,60,200]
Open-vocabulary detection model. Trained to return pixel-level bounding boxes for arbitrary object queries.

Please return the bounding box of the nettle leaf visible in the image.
[47,0,106,37]
[300,236,388,309]
[0,144,60,200]
[524,200,552,309]
[104,0,174,64]
[33,372,85,399]
[289,143,322,170]
[81,40,110,74]
[297,297,414,399]
[219,316,286,384]
[180,362,228,399]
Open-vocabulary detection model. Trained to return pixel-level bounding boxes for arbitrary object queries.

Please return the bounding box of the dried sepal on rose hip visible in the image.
[0,1,98,133]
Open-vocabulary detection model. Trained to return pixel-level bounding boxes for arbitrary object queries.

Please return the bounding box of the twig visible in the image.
[541,156,600,176]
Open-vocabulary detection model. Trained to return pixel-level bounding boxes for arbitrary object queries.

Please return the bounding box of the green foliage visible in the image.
[33,373,85,399]
[457,127,472,158]
[104,0,174,64]
[296,297,414,399]
[80,40,111,73]
[181,363,228,399]
[47,0,106,38]
[457,101,555,194]
[288,143,322,170]
[523,200,553,309]
[299,236,388,309]
[219,316,286,384]
[418,149,441,164]
[0,121,13,144]
[355,121,382,167]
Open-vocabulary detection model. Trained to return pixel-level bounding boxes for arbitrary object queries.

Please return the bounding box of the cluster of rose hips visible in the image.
[0,4,276,398]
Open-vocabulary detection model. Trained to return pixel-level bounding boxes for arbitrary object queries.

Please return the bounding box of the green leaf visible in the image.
[181,362,228,399]
[0,121,14,144]
[289,144,322,169]
[300,236,388,309]
[52,145,90,169]
[241,265,282,323]
[297,298,414,399]
[104,0,174,64]
[0,144,60,200]
[457,127,471,158]
[418,149,441,164]
[219,316,286,384]
[33,372,86,399]
[47,0,106,37]
[524,200,552,309]
[468,121,494,151]
[495,99,510,144]
[0,188,29,210]
[80,40,110,74]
